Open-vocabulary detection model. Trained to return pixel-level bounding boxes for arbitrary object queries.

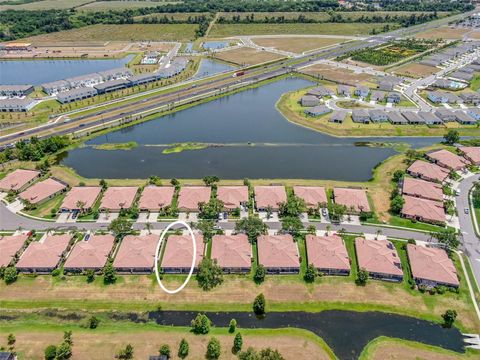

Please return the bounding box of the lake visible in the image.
[148,310,465,360]
[61,77,440,180]
[0,55,134,85]
[191,58,236,80]
[202,41,230,50]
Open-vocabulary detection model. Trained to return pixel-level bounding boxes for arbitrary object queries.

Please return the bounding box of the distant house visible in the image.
[377,75,401,91]
[300,95,319,107]
[387,112,408,125]
[407,244,459,288]
[0,84,34,97]
[254,186,287,211]
[426,149,470,171]
[355,238,403,281]
[417,111,443,125]
[304,105,331,117]
[306,86,333,97]
[211,234,251,273]
[387,92,401,103]
[369,109,388,123]
[455,111,477,125]
[0,169,40,192]
[402,111,425,125]
[459,92,480,105]
[407,160,450,183]
[402,177,444,202]
[450,70,473,82]
[434,108,457,122]
[333,188,370,213]
[401,195,446,225]
[0,352,15,360]
[432,78,465,90]
[57,87,98,104]
[467,107,480,120]
[337,84,352,96]
[370,91,386,102]
[257,234,300,274]
[161,234,205,273]
[18,178,67,205]
[0,98,36,112]
[354,85,370,98]
[351,109,370,124]
[329,110,347,123]
[305,234,350,275]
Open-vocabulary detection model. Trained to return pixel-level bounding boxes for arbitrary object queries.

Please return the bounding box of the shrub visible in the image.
[253,293,266,315]
[4,266,17,285]
[159,344,171,358]
[103,262,117,284]
[254,264,266,283]
[88,316,100,329]
[51,269,61,277]
[196,258,223,291]
[178,338,189,359]
[191,313,211,334]
[44,345,57,360]
[206,337,221,359]
[85,269,95,283]
[304,264,318,283]
[229,318,237,333]
[233,332,243,353]
[356,269,368,286]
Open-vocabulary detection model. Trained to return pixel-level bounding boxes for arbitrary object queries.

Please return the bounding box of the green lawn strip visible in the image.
[25,193,66,219]
[296,235,307,278]
[359,336,479,360]
[386,216,446,233]
[462,254,480,305]
[343,236,358,279]
[391,240,414,290]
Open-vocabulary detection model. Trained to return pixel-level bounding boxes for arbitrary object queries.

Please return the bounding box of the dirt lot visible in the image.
[2,329,331,360]
[392,62,439,78]
[252,37,347,54]
[214,47,285,66]
[466,30,480,40]
[415,27,471,40]
[21,24,197,43]
[301,63,376,87]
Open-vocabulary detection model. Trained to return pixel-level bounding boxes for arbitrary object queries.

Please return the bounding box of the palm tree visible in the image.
[375,228,382,240]
[145,222,152,235]
[326,224,332,235]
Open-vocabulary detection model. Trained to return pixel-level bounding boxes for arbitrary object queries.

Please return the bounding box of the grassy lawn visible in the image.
[25,193,66,219]
[213,47,285,66]
[0,0,91,11]
[252,37,348,54]
[385,216,447,233]
[209,23,399,37]
[469,74,480,92]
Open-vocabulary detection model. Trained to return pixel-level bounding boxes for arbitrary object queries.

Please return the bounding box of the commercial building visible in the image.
[113,234,159,273]
[42,80,70,95]
[355,238,403,281]
[0,233,28,267]
[216,186,249,211]
[211,234,252,273]
[19,178,67,205]
[57,87,98,104]
[99,187,138,212]
[161,234,205,273]
[177,186,211,212]
[333,188,370,213]
[0,98,36,112]
[305,234,350,275]
[401,195,446,225]
[94,79,130,94]
[64,234,115,272]
[138,186,175,212]
[0,85,34,97]
[254,186,287,211]
[407,160,450,183]
[0,169,40,192]
[60,186,102,212]
[257,234,300,274]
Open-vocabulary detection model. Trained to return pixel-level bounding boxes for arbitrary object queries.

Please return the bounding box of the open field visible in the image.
[0,0,91,11]
[359,337,479,360]
[209,23,399,37]
[415,27,472,40]
[466,30,480,40]
[252,37,347,54]
[301,63,376,86]
[391,62,439,78]
[77,0,179,11]
[214,47,285,66]
[22,24,197,43]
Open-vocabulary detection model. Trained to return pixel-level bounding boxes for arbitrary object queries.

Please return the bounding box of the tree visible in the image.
[108,217,132,238]
[229,318,237,333]
[44,345,57,360]
[203,175,219,186]
[281,216,303,236]
[170,178,180,188]
[253,293,266,315]
[159,344,171,358]
[430,229,459,251]
[254,264,266,284]
[88,316,100,329]
[233,332,243,353]
[55,342,72,359]
[3,266,17,284]
[304,264,318,283]
[117,344,134,359]
[278,194,306,218]
[235,216,268,243]
[238,347,257,360]
[196,257,223,290]
[7,333,15,346]
[85,269,95,283]
[195,219,215,242]
[191,313,211,334]
[442,309,457,328]
[63,331,73,346]
[178,338,189,359]
[444,130,460,145]
[103,262,117,284]
[356,269,369,286]
[259,348,286,360]
[392,170,405,183]
[206,337,221,359]
[390,195,405,214]
[99,179,108,191]
[199,198,224,219]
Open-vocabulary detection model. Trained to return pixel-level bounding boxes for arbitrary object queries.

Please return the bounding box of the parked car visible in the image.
[464,208,469,214]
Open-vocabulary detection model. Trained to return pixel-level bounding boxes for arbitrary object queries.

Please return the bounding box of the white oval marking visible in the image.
[154,220,197,294]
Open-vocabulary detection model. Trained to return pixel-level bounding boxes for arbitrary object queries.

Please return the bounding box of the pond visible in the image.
[202,41,230,50]
[191,58,237,80]
[60,77,440,180]
[148,310,465,360]
[0,55,134,85]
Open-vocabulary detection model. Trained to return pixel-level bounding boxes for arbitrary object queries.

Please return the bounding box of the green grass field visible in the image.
[0,0,91,11]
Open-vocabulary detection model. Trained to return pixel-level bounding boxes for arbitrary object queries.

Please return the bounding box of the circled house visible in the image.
[254,186,287,211]
[257,234,300,274]
[305,234,350,275]
[113,234,159,273]
[407,160,450,183]
[211,234,252,273]
[216,186,249,211]
[0,233,29,267]
[293,186,328,208]
[99,187,138,212]
[18,178,67,205]
[160,234,205,273]
[60,186,102,213]
[355,238,403,282]
[333,188,370,213]
[138,186,175,212]
[177,186,211,212]
[16,233,72,273]
[407,244,459,288]
[64,234,115,272]
[0,169,40,192]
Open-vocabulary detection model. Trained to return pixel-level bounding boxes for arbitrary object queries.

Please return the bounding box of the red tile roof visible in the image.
[0,234,28,267]
[61,186,101,211]
[407,244,459,287]
[355,238,403,277]
[402,177,443,202]
[293,186,327,208]
[113,234,159,269]
[161,234,205,269]
[217,186,249,210]
[401,195,445,223]
[257,234,299,269]
[99,187,137,211]
[333,188,370,212]
[64,234,115,269]
[459,146,480,164]
[254,186,287,210]
[305,234,350,272]
[19,178,66,204]
[177,186,211,211]
[211,234,251,269]
[16,234,71,270]
[407,160,450,183]
[138,186,174,211]
[427,149,470,170]
[0,169,40,191]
